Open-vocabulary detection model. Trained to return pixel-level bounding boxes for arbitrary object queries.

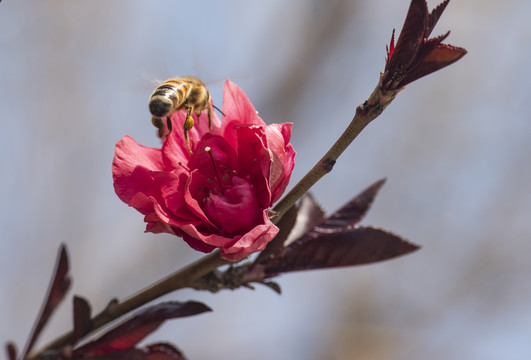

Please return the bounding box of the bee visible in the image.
[149,76,214,153]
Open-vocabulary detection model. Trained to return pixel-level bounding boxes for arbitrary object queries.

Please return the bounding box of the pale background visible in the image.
[1,1,530,359]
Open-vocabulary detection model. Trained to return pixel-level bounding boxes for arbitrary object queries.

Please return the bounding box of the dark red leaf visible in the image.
[415,31,450,61]
[386,29,396,61]
[144,343,187,360]
[314,178,386,233]
[387,0,427,70]
[406,43,467,84]
[247,180,414,281]
[257,202,300,263]
[381,0,466,91]
[6,342,17,360]
[423,43,468,64]
[286,193,326,243]
[22,244,71,358]
[73,295,92,345]
[261,281,282,295]
[426,0,450,37]
[81,343,187,360]
[259,193,325,264]
[262,227,419,276]
[80,349,147,360]
[75,301,211,356]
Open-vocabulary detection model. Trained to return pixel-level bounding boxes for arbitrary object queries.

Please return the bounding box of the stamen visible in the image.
[177,161,190,172]
[205,147,223,191]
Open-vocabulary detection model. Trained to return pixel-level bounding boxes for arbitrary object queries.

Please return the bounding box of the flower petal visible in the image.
[265,123,296,203]
[184,170,216,227]
[151,170,203,225]
[220,211,279,261]
[221,79,264,128]
[220,79,265,150]
[235,125,272,207]
[174,226,217,253]
[203,177,262,235]
[113,136,165,210]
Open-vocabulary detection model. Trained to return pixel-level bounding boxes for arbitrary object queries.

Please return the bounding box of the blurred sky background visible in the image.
[1,0,530,359]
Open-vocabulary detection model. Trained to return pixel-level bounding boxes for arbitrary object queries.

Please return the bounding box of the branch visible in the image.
[271,82,396,222]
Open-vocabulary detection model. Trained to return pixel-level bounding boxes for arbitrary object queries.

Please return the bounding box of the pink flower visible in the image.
[113,80,295,261]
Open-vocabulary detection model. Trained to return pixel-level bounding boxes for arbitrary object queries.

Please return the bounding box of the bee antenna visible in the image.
[213,104,224,116]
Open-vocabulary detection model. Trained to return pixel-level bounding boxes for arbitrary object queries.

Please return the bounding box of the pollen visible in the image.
[184,115,194,131]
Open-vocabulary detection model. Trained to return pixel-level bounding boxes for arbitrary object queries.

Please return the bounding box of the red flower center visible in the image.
[188,136,262,236]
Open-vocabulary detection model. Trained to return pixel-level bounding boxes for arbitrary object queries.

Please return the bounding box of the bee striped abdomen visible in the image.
[149,79,192,117]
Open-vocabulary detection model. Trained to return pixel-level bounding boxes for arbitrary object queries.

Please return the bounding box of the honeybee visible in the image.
[149,76,214,153]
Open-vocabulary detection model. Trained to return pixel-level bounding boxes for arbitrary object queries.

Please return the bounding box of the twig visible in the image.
[272,82,396,221]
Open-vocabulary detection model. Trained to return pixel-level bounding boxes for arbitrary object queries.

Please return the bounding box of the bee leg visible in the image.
[165,116,173,136]
[152,116,165,138]
[207,101,214,131]
[183,105,195,154]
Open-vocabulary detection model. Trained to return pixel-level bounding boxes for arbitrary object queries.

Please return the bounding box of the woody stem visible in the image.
[271,84,393,222]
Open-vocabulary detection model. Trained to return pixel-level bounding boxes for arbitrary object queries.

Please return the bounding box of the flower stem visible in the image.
[272,83,392,222]
[28,250,229,358]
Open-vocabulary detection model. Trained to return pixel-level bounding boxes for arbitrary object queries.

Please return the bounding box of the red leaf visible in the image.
[144,343,187,360]
[22,244,71,358]
[426,0,450,37]
[423,43,468,63]
[258,192,324,263]
[406,43,467,84]
[387,0,427,69]
[75,301,211,356]
[381,0,466,90]
[314,178,386,233]
[285,193,326,244]
[262,227,419,276]
[5,342,17,360]
[80,349,147,360]
[73,295,92,345]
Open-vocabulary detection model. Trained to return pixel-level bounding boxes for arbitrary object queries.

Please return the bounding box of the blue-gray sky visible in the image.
[1,1,530,359]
